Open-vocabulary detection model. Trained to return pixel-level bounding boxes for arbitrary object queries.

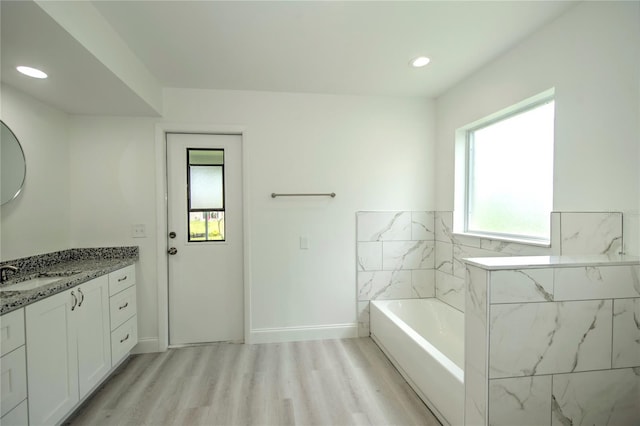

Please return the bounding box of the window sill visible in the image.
[452,231,551,248]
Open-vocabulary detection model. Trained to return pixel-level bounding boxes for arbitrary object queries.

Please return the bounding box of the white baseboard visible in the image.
[132,337,160,354]
[249,323,358,344]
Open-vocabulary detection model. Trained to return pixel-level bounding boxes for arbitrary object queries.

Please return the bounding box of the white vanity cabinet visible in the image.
[0,308,28,425]
[25,276,110,426]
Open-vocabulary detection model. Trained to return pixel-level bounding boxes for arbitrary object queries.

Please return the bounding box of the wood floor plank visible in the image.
[66,338,442,426]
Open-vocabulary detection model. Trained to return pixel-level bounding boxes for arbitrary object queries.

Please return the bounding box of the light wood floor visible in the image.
[67,338,441,426]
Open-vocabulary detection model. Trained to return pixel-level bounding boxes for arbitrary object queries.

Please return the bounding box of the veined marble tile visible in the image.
[489,376,552,426]
[560,212,622,255]
[411,211,435,241]
[489,300,613,378]
[613,298,640,368]
[465,265,489,426]
[490,269,554,304]
[435,211,453,243]
[551,368,640,426]
[453,243,502,279]
[382,241,435,271]
[550,212,561,255]
[357,242,382,272]
[357,301,370,337]
[435,241,454,274]
[356,211,411,242]
[623,212,640,256]
[411,269,435,298]
[480,239,552,256]
[554,265,640,300]
[357,270,413,301]
[436,271,465,312]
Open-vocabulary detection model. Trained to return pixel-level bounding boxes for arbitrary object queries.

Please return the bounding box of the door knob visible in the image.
[168,247,178,255]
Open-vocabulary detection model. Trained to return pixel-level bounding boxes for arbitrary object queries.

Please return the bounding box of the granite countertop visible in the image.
[0,247,138,315]
[463,253,640,270]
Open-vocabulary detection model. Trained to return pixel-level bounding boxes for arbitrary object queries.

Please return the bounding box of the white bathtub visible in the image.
[370,298,464,426]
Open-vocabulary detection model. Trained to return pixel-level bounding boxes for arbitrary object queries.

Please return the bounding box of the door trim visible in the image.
[155,123,252,351]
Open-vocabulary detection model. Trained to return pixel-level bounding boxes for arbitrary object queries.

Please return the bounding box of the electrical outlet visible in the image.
[300,236,309,250]
[132,224,146,238]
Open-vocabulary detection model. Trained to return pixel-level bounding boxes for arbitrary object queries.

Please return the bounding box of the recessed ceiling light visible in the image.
[410,56,431,68]
[16,66,48,79]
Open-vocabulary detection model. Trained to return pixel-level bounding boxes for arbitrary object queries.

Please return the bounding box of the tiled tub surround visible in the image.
[434,211,624,312]
[357,211,436,336]
[0,247,139,314]
[357,211,624,336]
[463,255,640,426]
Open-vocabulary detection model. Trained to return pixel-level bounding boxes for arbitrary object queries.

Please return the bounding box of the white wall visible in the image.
[435,2,640,253]
[67,90,434,346]
[67,116,158,342]
[1,84,71,260]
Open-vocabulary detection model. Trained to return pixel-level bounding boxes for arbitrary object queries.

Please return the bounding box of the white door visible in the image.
[166,133,244,345]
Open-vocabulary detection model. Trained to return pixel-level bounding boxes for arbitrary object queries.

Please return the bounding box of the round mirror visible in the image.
[1,120,26,205]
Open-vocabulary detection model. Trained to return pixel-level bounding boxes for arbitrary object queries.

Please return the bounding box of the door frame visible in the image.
[155,123,252,351]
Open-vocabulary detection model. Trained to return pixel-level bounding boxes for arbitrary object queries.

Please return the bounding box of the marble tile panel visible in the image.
[436,271,465,312]
[623,212,640,256]
[357,270,413,301]
[411,211,435,241]
[411,269,435,298]
[554,265,640,300]
[488,376,552,426]
[382,241,435,271]
[612,298,640,368]
[435,241,454,274]
[490,269,554,304]
[480,239,552,256]
[465,265,489,426]
[356,242,382,272]
[357,301,370,337]
[550,212,561,255]
[560,212,622,255]
[489,300,613,378]
[356,211,411,242]
[453,244,502,279]
[551,368,640,426]
[435,211,453,243]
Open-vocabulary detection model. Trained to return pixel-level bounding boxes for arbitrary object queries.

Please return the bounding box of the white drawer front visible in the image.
[0,399,28,426]
[108,265,136,296]
[0,346,27,417]
[111,315,137,367]
[0,310,24,357]
[110,285,137,331]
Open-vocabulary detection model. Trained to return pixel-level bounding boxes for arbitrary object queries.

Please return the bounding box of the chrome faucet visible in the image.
[0,265,18,283]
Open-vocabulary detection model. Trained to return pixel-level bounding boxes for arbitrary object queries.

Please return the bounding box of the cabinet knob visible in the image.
[168,247,178,255]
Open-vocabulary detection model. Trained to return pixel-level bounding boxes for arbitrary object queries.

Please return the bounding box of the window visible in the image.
[462,96,555,243]
[187,148,225,241]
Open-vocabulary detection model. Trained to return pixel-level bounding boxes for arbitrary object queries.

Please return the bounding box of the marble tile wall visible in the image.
[356,211,436,337]
[470,262,640,426]
[435,211,624,313]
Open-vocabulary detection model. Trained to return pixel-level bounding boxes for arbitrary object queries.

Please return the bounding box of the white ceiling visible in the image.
[1,1,578,115]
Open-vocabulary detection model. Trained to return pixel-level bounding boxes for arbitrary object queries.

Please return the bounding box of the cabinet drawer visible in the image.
[108,265,136,296]
[0,346,27,417]
[111,315,137,367]
[110,285,136,331]
[0,399,27,426]
[0,309,24,357]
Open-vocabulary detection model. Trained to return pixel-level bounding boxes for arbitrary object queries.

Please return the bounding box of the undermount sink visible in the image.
[2,276,61,292]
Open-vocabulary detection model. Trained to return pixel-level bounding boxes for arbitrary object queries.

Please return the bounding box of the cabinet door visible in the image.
[76,275,111,397]
[26,288,79,426]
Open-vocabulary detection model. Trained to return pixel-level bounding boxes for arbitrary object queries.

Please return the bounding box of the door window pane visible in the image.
[187,148,225,242]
